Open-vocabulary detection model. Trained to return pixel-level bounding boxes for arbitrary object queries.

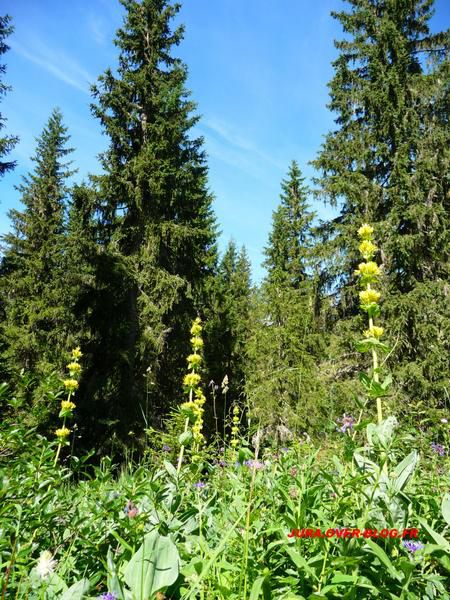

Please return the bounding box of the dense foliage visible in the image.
[0,1,449,596]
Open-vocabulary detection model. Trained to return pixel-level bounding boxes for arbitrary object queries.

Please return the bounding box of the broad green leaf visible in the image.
[391,450,418,492]
[60,578,90,600]
[124,530,180,599]
[107,547,125,599]
[418,517,450,550]
[163,460,179,480]
[249,576,265,600]
[178,430,192,446]
[364,539,403,581]
[442,493,450,526]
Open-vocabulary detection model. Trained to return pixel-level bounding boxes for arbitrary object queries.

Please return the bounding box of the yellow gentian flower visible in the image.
[63,379,79,392]
[359,240,377,260]
[358,224,374,239]
[55,427,70,439]
[363,326,384,339]
[359,289,381,305]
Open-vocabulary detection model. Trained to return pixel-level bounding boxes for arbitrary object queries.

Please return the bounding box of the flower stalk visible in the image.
[355,224,384,424]
[54,347,82,465]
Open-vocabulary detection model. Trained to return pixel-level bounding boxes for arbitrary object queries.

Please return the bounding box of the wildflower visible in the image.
[187,353,202,369]
[61,400,76,411]
[354,261,380,278]
[190,318,202,336]
[162,444,171,452]
[36,550,57,579]
[289,487,299,499]
[336,414,356,433]
[99,593,118,600]
[190,336,203,350]
[359,240,377,260]
[124,501,138,518]
[71,347,83,359]
[359,289,381,306]
[431,442,445,456]
[217,459,227,468]
[194,389,206,405]
[63,379,79,392]
[358,224,374,239]
[281,447,290,453]
[441,418,448,424]
[402,540,424,553]
[290,467,298,477]
[183,372,201,388]
[363,326,384,339]
[55,427,70,439]
[66,361,82,375]
[243,459,265,470]
[193,481,206,489]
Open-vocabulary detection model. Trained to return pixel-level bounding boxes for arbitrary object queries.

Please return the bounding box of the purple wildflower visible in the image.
[99,593,118,600]
[336,414,356,433]
[281,447,290,453]
[431,442,445,456]
[217,459,227,468]
[193,481,206,489]
[162,444,171,452]
[402,540,424,553]
[243,459,265,470]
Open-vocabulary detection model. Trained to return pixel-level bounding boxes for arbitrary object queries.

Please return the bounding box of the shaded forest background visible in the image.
[0,0,448,455]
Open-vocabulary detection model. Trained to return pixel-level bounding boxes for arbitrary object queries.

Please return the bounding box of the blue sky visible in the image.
[1,0,449,282]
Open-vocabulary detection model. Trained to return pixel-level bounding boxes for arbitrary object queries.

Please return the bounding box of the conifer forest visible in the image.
[0,1,449,598]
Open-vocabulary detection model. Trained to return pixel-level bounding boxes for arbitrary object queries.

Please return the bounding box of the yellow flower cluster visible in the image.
[182,318,206,445]
[358,224,374,239]
[63,379,79,392]
[71,347,83,360]
[183,372,201,389]
[67,362,82,375]
[359,289,381,306]
[61,400,76,411]
[359,240,378,260]
[190,336,203,350]
[56,347,82,448]
[364,326,384,339]
[230,405,240,448]
[354,261,380,278]
[55,426,70,439]
[187,353,202,369]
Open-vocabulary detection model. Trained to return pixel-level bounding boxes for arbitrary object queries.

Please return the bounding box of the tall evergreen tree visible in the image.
[205,240,252,422]
[312,0,449,412]
[0,109,74,418]
[90,0,217,434]
[0,15,18,177]
[246,162,325,431]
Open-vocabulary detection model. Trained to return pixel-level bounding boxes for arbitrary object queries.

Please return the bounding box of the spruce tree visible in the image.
[312,0,449,412]
[205,240,252,428]
[90,0,217,433]
[0,109,74,421]
[246,162,325,431]
[0,15,18,177]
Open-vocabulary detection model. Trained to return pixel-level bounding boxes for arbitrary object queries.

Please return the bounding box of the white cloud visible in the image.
[203,117,285,171]
[11,40,94,94]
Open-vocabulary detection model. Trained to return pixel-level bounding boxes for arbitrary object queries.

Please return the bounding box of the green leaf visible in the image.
[391,450,418,492]
[363,539,403,581]
[442,493,450,526]
[124,530,180,599]
[163,460,179,480]
[249,576,265,600]
[60,578,90,600]
[417,517,450,550]
[356,338,390,353]
[178,430,193,446]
